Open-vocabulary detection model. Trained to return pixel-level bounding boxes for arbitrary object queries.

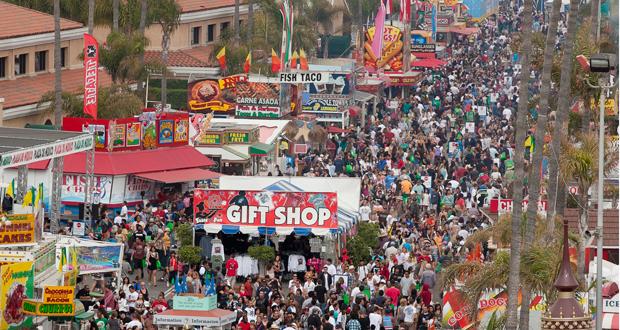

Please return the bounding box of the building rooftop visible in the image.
[144,46,215,68]
[0,1,83,40]
[0,68,112,109]
[176,0,239,13]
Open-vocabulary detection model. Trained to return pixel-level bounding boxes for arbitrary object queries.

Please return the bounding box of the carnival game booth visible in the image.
[191,117,289,176]
[9,113,217,219]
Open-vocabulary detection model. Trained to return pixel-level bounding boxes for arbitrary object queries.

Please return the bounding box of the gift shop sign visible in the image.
[0,135,93,168]
[489,199,548,214]
[0,214,35,246]
[193,189,338,229]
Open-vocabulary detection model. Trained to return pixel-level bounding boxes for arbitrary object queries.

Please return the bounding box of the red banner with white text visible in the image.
[193,190,338,230]
[83,33,99,119]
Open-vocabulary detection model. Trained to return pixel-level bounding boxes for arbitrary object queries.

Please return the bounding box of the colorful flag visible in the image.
[290,50,299,69]
[216,47,226,71]
[400,0,411,22]
[385,0,392,15]
[22,187,34,207]
[243,51,252,73]
[371,1,386,60]
[299,49,309,70]
[34,183,43,206]
[279,0,294,68]
[5,179,14,198]
[83,33,99,119]
[271,48,281,73]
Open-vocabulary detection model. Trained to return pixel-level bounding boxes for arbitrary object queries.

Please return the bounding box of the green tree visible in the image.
[505,0,534,324]
[38,85,144,119]
[519,0,562,326]
[150,0,181,110]
[346,222,379,265]
[547,0,581,228]
[100,32,148,83]
[560,133,619,281]
[175,223,202,265]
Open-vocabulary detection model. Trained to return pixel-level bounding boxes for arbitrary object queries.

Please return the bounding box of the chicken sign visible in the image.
[193,190,338,230]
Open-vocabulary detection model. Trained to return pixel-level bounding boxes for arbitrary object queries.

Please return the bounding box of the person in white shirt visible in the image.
[303,278,316,293]
[325,259,337,276]
[120,201,128,221]
[114,211,123,225]
[125,313,143,329]
[369,307,383,330]
[127,286,139,309]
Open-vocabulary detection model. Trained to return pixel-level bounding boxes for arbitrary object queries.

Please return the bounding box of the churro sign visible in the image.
[193,190,338,229]
[364,26,404,72]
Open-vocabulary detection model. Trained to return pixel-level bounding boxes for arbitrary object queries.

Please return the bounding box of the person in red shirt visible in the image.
[237,314,251,330]
[385,283,400,307]
[225,255,238,287]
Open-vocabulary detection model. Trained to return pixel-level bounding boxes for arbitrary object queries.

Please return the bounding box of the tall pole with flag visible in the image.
[278,0,294,117]
[402,0,412,75]
[371,0,386,64]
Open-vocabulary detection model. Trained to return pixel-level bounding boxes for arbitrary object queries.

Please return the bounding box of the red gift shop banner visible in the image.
[193,189,338,229]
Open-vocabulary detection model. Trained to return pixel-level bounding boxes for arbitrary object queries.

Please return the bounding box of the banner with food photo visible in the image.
[188,78,235,114]
[1,262,33,330]
[364,25,404,72]
[302,73,353,112]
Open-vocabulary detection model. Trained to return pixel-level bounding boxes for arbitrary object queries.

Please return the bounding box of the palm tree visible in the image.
[234,0,241,43]
[151,0,181,111]
[505,0,535,325]
[113,0,120,32]
[39,86,144,119]
[247,0,254,43]
[100,32,147,83]
[442,217,570,328]
[88,0,95,34]
[136,0,148,96]
[519,0,562,326]
[547,0,581,228]
[53,0,62,128]
[559,133,619,281]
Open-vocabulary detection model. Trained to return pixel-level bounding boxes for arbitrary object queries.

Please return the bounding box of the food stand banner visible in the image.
[1,262,34,330]
[193,190,338,230]
[22,300,75,317]
[188,75,286,118]
[364,25,404,72]
[43,286,74,304]
[77,244,122,274]
[302,73,353,112]
[0,214,35,247]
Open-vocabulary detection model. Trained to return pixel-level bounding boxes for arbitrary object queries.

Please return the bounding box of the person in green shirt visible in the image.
[94,309,108,329]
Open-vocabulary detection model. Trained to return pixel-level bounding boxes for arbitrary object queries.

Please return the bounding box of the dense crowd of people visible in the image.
[67,2,563,328]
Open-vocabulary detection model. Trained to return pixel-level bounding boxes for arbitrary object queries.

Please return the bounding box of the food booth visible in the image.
[191,117,289,176]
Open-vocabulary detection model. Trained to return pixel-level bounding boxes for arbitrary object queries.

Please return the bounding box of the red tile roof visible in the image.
[0,68,112,109]
[144,46,216,68]
[565,208,619,247]
[63,146,215,175]
[176,0,239,13]
[0,1,83,40]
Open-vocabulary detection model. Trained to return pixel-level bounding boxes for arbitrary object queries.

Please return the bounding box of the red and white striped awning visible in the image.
[602,313,619,329]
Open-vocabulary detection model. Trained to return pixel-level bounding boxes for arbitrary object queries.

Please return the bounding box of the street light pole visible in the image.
[587,75,617,330]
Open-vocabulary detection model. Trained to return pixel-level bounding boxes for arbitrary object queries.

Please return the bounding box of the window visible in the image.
[0,57,6,79]
[35,50,47,72]
[191,26,201,45]
[207,24,215,42]
[61,47,67,68]
[14,54,27,75]
[220,22,229,33]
